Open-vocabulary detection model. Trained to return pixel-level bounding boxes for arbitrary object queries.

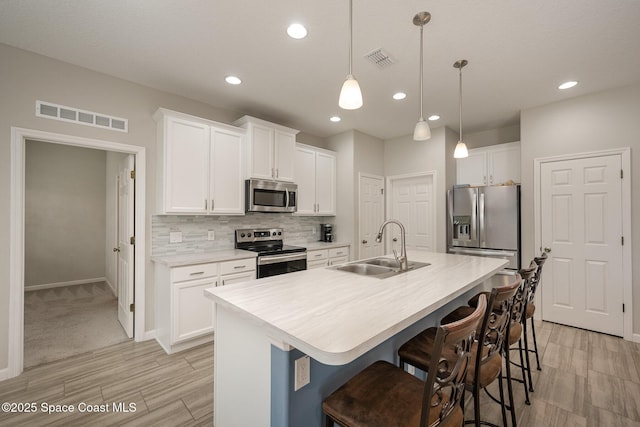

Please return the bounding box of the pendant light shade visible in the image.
[339,0,363,110]
[413,12,431,141]
[453,59,469,158]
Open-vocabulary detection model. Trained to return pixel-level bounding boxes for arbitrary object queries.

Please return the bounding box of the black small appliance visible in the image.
[320,224,333,242]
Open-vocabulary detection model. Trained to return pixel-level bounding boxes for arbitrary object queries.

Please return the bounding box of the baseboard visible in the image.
[141,329,156,341]
[104,278,116,296]
[25,277,108,292]
[0,366,9,381]
[633,333,640,343]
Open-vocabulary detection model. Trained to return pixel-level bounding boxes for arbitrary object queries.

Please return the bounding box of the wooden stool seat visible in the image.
[323,360,463,427]
[526,303,535,318]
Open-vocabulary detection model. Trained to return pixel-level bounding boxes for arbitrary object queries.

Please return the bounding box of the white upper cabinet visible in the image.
[456,141,520,186]
[155,108,245,215]
[233,115,299,182]
[294,144,336,216]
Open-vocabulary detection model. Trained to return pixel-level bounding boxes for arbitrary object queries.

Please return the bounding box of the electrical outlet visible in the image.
[407,365,416,376]
[294,355,310,391]
[207,230,215,241]
[169,231,182,243]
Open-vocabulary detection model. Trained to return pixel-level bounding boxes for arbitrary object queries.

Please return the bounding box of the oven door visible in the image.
[257,252,307,278]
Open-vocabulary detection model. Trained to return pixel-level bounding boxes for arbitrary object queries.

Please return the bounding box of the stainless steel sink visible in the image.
[332,258,431,279]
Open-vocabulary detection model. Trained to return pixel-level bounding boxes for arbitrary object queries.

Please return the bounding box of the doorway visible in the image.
[534,148,632,339]
[9,127,146,378]
[386,172,436,254]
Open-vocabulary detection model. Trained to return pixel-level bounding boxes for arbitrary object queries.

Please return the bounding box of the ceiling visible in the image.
[1,0,640,140]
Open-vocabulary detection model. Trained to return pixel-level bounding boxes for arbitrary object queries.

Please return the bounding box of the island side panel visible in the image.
[276,287,480,427]
[214,305,271,427]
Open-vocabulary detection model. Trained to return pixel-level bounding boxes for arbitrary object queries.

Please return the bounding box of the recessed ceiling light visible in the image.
[393,92,407,100]
[558,80,578,90]
[287,23,308,39]
[330,116,341,122]
[225,75,242,85]
[428,115,440,121]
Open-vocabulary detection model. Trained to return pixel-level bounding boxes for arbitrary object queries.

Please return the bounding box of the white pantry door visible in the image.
[540,154,623,336]
[389,174,435,254]
[358,174,384,260]
[117,154,135,338]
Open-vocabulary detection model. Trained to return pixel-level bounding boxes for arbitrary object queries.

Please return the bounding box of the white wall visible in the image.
[0,43,247,370]
[521,82,640,333]
[24,141,106,289]
[383,127,457,253]
[463,124,521,150]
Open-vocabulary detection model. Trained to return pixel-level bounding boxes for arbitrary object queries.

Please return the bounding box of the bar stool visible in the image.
[524,252,548,373]
[506,264,537,403]
[323,295,487,427]
[399,278,520,427]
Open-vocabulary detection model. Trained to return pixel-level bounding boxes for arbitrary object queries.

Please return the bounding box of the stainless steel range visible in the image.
[235,228,307,278]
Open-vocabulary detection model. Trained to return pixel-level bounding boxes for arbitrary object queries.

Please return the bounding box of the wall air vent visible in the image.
[35,101,128,133]
[364,48,395,69]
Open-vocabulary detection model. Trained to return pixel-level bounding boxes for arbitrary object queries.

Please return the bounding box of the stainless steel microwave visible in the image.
[245,179,298,213]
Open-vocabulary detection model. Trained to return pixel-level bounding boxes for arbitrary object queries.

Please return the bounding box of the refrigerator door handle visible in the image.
[478,191,485,246]
[470,190,478,243]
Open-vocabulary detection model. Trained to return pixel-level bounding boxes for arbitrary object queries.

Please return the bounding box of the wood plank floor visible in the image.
[1,321,640,426]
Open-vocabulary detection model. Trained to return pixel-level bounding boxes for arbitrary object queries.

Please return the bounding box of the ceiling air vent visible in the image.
[365,48,395,69]
[35,101,128,133]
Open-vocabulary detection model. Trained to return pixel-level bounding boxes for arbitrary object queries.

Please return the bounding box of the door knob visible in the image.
[544,247,551,253]
[392,238,398,242]
[362,240,367,244]
[113,247,121,252]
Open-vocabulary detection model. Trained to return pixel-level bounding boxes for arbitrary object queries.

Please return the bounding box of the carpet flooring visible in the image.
[24,282,130,368]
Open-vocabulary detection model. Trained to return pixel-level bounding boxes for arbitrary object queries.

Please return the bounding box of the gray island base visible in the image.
[205,251,508,427]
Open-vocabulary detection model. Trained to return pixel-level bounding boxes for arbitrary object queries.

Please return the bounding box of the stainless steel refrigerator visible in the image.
[447,185,521,271]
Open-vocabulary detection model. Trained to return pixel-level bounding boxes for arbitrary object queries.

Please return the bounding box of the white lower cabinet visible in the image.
[155,258,256,354]
[307,246,350,269]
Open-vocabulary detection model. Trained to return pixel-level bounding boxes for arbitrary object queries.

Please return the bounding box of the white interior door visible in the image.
[540,154,623,336]
[117,154,135,338]
[358,174,384,260]
[389,174,435,254]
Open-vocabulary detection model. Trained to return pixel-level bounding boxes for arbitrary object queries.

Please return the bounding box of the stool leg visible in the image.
[530,315,542,371]
[518,338,531,405]
[504,344,518,427]
[522,317,535,392]
[497,370,508,427]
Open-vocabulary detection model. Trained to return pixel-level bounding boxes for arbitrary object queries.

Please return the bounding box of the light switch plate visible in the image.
[294,355,310,391]
[169,231,182,243]
[207,230,215,241]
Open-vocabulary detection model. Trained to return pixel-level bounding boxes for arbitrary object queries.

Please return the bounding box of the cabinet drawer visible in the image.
[307,249,328,261]
[219,258,256,275]
[329,256,349,266]
[308,259,329,269]
[171,263,218,283]
[329,247,348,258]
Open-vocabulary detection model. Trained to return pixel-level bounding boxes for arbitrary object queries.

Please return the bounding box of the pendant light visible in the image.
[413,12,431,141]
[453,59,469,158]
[338,0,363,110]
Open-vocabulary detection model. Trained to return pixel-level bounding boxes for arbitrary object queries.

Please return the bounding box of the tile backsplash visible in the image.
[152,214,334,256]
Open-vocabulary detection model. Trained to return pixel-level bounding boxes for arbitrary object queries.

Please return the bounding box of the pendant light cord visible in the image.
[348,0,353,75]
[419,24,424,119]
[458,65,463,141]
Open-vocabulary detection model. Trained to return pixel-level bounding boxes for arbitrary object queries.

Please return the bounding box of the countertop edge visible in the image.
[151,249,257,267]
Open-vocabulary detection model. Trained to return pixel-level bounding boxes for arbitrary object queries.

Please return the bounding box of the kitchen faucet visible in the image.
[375,219,408,271]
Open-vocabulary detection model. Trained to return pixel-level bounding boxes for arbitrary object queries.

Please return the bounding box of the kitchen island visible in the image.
[204,250,507,427]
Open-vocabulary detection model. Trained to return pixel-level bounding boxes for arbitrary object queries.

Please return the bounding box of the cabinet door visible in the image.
[294,146,317,215]
[456,150,488,186]
[211,128,244,214]
[248,123,275,180]
[172,277,216,343]
[315,151,336,215]
[220,270,256,286]
[488,143,520,185]
[274,130,296,182]
[165,118,210,213]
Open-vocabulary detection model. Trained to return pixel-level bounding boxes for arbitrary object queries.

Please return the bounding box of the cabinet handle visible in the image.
[335,251,343,255]
[211,199,214,211]
[204,199,207,210]
[271,168,275,178]
[362,240,368,244]
[276,168,279,178]
[314,253,323,258]
[490,174,493,184]
[483,176,487,185]
[190,271,205,276]
[234,265,246,269]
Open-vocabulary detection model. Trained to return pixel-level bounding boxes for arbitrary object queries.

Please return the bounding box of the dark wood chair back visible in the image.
[421,294,487,427]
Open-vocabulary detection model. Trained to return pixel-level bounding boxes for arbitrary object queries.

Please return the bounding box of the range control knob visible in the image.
[247,233,252,237]
[278,231,282,235]
[240,233,245,238]
[272,232,276,236]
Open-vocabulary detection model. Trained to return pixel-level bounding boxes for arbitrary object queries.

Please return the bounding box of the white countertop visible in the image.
[151,249,257,267]
[205,250,507,365]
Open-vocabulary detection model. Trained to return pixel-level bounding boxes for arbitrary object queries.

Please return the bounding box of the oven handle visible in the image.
[258,252,307,266]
